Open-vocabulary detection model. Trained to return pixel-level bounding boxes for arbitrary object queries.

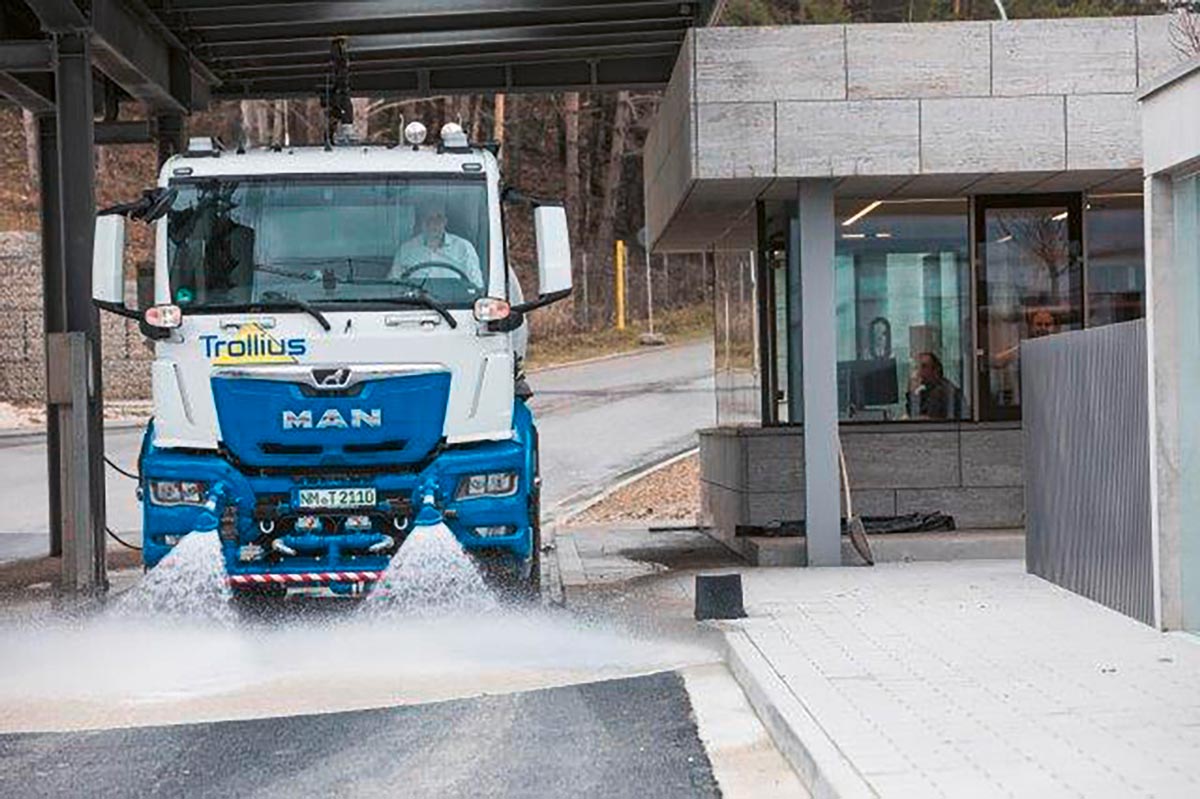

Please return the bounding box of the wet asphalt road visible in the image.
[0,671,719,799]
[0,340,714,561]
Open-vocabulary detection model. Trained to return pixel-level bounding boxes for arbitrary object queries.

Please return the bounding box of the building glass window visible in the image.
[1086,193,1145,327]
[835,199,971,422]
[976,195,1083,420]
[713,248,761,426]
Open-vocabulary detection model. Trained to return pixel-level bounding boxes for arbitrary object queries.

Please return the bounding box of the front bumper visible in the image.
[138,408,537,590]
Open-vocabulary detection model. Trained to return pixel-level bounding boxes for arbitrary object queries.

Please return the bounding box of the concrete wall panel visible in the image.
[693,25,846,103]
[921,96,1065,173]
[1067,93,1141,171]
[843,429,960,489]
[1136,14,1183,87]
[695,102,775,178]
[961,427,1023,487]
[846,22,990,99]
[992,18,1137,96]
[897,486,1025,529]
[777,99,919,176]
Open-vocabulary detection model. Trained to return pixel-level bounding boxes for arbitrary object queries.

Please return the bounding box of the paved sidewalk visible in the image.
[727,560,1200,799]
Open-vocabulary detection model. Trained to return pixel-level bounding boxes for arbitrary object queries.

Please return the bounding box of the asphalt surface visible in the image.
[0,671,719,799]
[0,340,715,561]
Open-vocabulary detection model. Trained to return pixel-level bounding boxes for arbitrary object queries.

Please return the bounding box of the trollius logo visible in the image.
[201,323,308,365]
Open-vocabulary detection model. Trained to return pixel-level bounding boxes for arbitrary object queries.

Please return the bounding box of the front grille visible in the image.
[344,439,408,454]
[261,442,323,455]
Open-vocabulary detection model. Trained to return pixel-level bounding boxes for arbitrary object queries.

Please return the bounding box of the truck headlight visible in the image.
[455,472,518,500]
[148,480,207,506]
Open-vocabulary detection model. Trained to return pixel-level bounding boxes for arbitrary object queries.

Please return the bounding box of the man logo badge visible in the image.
[313,368,351,388]
[282,409,382,430]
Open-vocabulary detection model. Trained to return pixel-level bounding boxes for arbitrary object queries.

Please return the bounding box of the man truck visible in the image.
[91,121,571,597]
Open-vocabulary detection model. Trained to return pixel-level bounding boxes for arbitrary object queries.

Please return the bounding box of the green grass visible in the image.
[524,303,713,371]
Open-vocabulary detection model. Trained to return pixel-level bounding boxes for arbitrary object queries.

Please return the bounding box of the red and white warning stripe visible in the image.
[226,571,382,587]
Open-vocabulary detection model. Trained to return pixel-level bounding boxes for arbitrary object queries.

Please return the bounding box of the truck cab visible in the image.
[92,124,571,597]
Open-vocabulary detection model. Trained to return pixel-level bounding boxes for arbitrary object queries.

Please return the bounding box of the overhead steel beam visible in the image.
[0,71,54,111]
[94,118,154,144]
[89,0,188,112]
[199,19,687,62]
[217,53,674,98]
[220,41,681,80]
[176,1,697,43]
[0,40,55,72]
[21,0,87,32]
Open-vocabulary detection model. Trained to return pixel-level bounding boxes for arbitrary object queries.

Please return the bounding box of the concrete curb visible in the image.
[724,626,878,799]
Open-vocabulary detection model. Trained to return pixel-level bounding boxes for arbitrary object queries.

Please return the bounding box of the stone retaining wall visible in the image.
[0,230,151,402]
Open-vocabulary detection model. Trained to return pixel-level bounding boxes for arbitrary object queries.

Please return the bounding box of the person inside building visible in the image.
[391,199,483,287]
[908,351,963,420]
[992,307,1060,369]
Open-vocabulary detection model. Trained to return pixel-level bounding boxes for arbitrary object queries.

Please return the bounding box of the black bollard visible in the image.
[694,573,746,620]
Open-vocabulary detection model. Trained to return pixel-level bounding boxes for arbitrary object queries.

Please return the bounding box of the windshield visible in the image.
[165,175,490,310]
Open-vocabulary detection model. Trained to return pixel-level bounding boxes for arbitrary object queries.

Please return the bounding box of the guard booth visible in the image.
[0,0,718,591]
[644,17,1184,566]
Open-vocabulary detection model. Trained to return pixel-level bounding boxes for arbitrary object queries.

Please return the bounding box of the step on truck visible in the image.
[91,121,572,597]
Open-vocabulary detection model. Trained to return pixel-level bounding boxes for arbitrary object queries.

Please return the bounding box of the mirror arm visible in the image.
[93,299,140,321]
[501,186,563,210]
[511,287,572,314]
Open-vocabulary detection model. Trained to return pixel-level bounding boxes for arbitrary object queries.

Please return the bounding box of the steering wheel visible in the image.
[396,260,475,286]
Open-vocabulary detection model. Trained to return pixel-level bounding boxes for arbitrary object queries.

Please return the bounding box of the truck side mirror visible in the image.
[92,215,126,306]
[534,205,572,297]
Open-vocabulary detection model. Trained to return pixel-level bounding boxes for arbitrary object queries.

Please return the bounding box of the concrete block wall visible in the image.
[646,15,1182,246]
[700,422,1025,548]
[0,231,151,403]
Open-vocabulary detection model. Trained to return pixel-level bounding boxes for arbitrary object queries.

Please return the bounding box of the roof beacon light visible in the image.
[404,121,428,147]
[440,122,469,149]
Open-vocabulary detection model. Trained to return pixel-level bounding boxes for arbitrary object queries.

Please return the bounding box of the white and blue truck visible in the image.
[90,121,572,597]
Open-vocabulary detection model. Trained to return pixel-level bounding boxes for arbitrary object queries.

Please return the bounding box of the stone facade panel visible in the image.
[1066,93,1141,171]
[846,22,990,99]
[992,18,1137,96]
[777,99,919,176]
[921,96,1065,173]
[694,25,846,103]
[695,103,775,179]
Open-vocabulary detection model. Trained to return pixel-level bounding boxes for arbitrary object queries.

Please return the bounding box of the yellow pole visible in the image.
[615,239,626,331]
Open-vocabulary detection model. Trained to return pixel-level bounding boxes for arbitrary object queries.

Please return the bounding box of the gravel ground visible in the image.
[568,454,700,525]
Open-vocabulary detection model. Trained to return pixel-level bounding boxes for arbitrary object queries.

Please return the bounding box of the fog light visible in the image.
[294,515,321,532]
[474,525,514,538]
[163,534,181,546]
[344,515,371,532]
[238,543,264,562]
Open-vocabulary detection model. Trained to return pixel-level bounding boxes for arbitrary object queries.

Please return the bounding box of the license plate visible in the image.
[297,488,377,509]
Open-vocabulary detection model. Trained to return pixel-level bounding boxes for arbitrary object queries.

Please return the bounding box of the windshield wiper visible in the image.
[334,296,458,329]
[242,296,332,331]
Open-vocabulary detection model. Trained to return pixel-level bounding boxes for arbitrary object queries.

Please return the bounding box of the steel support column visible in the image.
[796,179,841,567]
[52,32,107,592]
[37,113,64,558]
[155,113,185,166]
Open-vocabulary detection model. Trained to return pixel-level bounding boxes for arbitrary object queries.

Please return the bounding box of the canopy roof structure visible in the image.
[0,0,717,591]
[1,1,718,114]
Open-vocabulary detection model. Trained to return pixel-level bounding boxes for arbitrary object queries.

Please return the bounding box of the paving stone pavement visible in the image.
[732,559,1200,799]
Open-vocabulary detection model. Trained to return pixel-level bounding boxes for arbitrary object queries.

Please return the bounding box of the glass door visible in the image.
[975,194,1083,420]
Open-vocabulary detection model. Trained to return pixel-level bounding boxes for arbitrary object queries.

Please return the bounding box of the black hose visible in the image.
[104,455,139,481]
[106,526,142,551]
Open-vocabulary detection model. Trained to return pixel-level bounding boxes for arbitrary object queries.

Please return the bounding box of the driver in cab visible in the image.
[391,201,482,287]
